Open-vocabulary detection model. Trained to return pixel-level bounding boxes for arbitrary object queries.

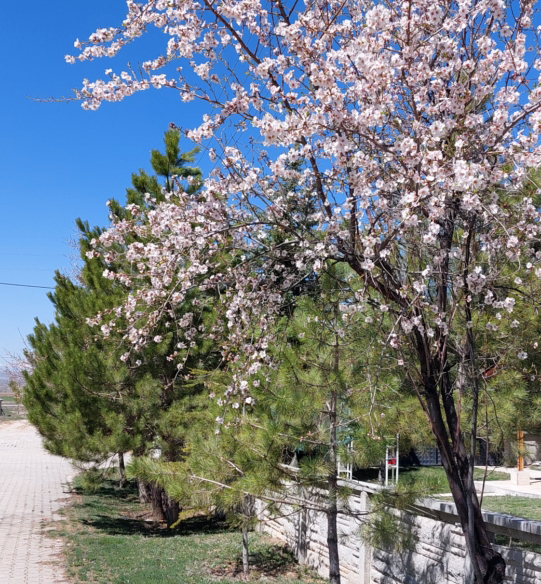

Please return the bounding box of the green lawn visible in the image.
[52,478,323,584]
[402,466,510,492]
[0,394,18,402]
[478,496,541,522]
[437,492,541,524]
[0,395,25,421]
[354,465,510,493]
[437,495,541,522]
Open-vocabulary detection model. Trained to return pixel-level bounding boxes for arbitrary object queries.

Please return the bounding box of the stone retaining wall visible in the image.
[256,481,541,584]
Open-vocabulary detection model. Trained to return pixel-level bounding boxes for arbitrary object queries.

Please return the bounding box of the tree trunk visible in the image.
[408,218,505,583]
[434,423,504,582]
[150,482,166,522]
[327,337,341,584]
[349,235,507,582]
[118,452,126,489]
[239,494,255,577]
[138,479,151,503]
[242,525,250,577]
[422,363,505,583]
[163,494,180,528]
[326,496,341,584]
[150,482,180,527]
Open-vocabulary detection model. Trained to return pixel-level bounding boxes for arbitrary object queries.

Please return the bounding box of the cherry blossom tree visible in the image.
[67,0,541,581]
[2,350,31,405]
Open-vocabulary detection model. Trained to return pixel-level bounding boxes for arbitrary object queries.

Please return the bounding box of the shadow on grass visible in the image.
[213,544,304,580]
[80,514,179,538]
[72,481,139,502]
[82,509,231,539]
[177,514,232,536]
[74,478,234,540]
[249,545,300,577]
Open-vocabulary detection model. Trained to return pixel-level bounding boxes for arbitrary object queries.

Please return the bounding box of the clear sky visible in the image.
[2,2,538,363]
[0,1,212,360]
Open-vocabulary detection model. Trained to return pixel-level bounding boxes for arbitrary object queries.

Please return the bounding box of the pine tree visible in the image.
[131,263,391,583]
[23,130,212,525]
[23,262,137,464]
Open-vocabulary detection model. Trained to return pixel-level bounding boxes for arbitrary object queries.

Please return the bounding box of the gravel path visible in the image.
[0,421,74,583]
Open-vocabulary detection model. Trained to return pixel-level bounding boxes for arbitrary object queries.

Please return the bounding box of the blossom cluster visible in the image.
[70,0,541,384]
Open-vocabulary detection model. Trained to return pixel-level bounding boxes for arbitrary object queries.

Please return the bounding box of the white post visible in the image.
[385,445,389,486]
[396,433,399,484]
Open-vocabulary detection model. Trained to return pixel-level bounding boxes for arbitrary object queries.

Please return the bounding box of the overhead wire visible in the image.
[0,282,54,290]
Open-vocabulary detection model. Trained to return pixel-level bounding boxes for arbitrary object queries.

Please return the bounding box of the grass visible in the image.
[359,468,541,553]
[478,496,541,522]
[494,533,541,554]
[0,395,25,421]
[51,477,323,584]
[354,465,510,493]
[0,394,18,402]
[439,494,541,524]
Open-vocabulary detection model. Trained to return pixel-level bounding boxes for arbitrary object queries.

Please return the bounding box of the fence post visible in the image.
[359,490,371,584]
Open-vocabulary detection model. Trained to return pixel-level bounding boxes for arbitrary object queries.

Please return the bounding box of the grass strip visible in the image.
[53,478,323,584]
[478,496,541,522]
[355,465,510,493]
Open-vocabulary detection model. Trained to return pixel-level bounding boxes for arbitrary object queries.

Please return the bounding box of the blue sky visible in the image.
[1,1,538,363]
[0,1,213,359]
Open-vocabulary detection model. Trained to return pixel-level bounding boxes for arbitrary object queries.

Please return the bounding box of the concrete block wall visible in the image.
[370,511,467,584]
[258,492,371,584]
[256,483,541,584]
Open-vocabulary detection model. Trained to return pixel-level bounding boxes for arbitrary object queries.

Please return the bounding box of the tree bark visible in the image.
[137,479,151,503]
[398,215,506,584]
[326,337,341,584]
[242,525,250,577]
[326,494,341,584]
[419,352,505,583]
[150,482,166,522]
[150,483,180,527]
[163,494,180,528]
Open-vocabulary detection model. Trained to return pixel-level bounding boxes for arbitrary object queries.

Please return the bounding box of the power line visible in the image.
[0,253,64,257]
[0,282,54,290]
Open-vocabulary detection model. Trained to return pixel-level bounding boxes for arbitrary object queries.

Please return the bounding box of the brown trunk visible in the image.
[138,479,151,503]
[163,494,180,528]
[347,207,505,582]
[414,218,504,583]
[242,525,250,576]
[150,482,180,527]
[150,482,166,522]
[326,491,341,584]
[327,335,341,584]
[423,370,505,583]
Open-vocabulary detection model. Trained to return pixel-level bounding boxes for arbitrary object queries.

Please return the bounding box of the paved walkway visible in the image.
[0,421,74,583]
[472,465,541,498]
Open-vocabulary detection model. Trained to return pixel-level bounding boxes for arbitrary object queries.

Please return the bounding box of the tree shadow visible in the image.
[80,514,177,537]
[72,480,140,502]
[211,543,306,580]
[176,514,232,536]
[75,478,233,539]
[82,510,231,539]
[248,544,301,577]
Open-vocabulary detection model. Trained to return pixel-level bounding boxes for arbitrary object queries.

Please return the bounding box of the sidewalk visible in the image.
[474,465,541,498]
[0,420,74,583]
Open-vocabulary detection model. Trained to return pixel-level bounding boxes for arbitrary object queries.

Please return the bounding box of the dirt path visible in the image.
[0,421,74,583]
